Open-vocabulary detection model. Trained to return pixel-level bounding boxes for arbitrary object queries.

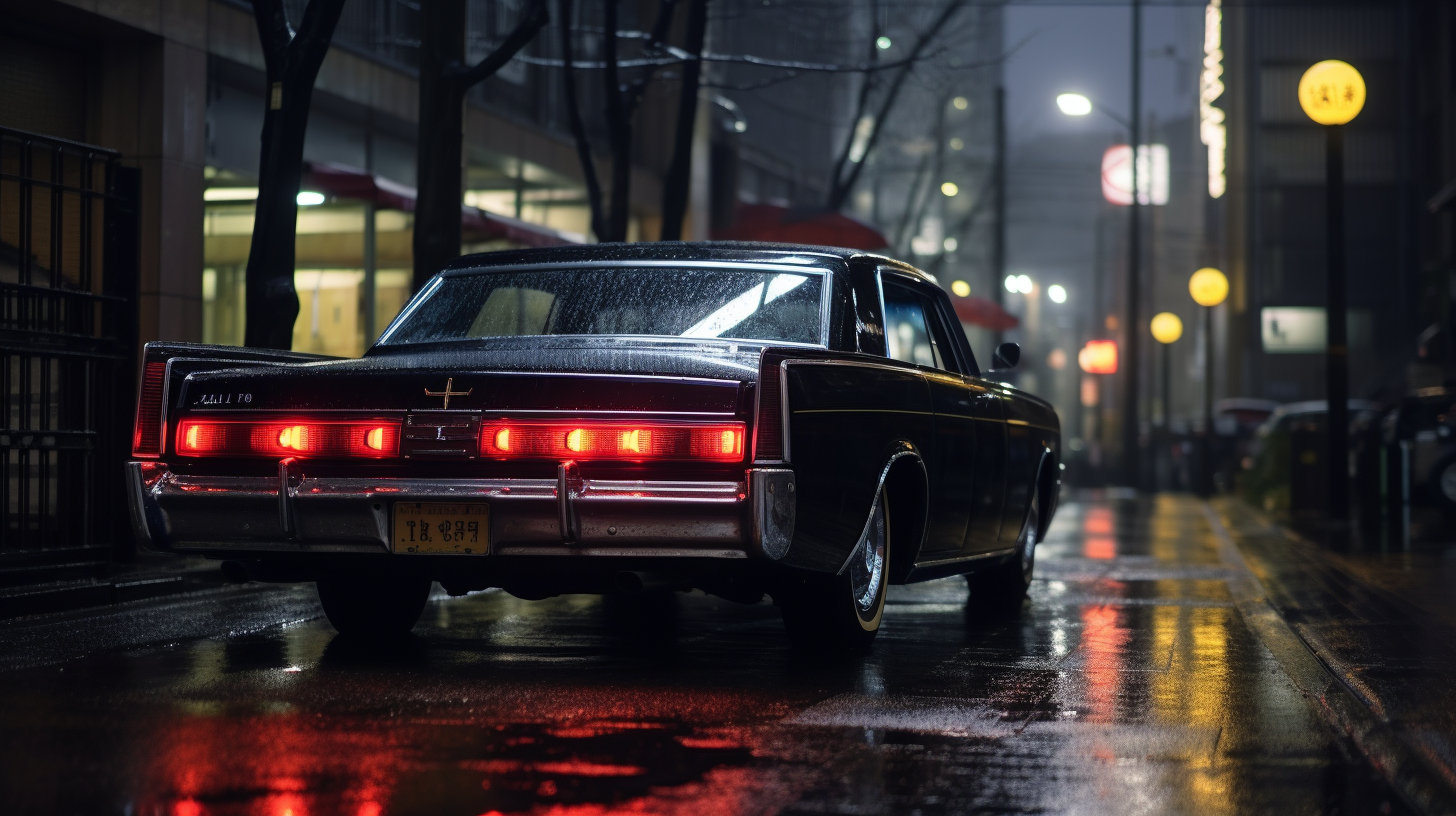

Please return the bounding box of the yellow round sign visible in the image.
[1150,312,1183,345]
[1189,267,1228,307]
[1298,60,1365,125]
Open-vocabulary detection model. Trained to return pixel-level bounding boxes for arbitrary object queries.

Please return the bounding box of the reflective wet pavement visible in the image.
[1219,498,1456,812]
[0,494,1413,815]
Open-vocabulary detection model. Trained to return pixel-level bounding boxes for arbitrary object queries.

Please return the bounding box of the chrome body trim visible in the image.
[779,359,792,463]
[494,547,746,559]
[127,462,752,557]
[913,547,1018,570]
[836,450,921,576]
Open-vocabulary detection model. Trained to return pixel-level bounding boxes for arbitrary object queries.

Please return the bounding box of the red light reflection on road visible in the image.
[1080,604,1130,723]
[1082,507,1117,559]
[133,702,772,816]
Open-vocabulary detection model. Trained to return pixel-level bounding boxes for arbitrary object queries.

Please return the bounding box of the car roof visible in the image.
[443,241,939,286]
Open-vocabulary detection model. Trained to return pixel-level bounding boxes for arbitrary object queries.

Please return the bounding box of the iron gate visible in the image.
[0,126,139,585]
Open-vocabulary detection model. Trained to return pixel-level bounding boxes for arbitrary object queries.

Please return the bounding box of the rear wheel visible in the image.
[967,489,1039,610]
[1434,455,1456,512]
[779,488,889,651]
[316,573,432,637]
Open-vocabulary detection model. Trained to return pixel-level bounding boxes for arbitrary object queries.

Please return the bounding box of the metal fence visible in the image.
[0,126,139,586]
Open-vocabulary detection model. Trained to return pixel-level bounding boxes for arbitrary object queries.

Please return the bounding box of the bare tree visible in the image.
[560,0,681,243]
[413,0,550,292]
[824,0,967,211]
[244,0,347,350]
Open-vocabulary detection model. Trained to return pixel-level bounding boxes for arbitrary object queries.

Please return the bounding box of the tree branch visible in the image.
[827,0,968,210]
[250,0,293,62]
[456,0,551,89]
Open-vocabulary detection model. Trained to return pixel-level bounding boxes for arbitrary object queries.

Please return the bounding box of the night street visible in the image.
[0,494,1420,815]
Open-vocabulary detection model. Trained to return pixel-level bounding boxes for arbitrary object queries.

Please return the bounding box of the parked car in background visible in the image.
[1353,388,1456,520]
[1240,399,1373,518]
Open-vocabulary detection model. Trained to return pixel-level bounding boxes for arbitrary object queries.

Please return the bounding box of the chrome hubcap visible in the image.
[850,494,886,613]
[1441,464,1456,502]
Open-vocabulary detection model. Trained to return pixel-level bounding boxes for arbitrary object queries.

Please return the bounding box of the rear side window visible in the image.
[883,280,959,373]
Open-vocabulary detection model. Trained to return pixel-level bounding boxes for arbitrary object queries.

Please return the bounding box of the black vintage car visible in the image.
[127,244,1060,648]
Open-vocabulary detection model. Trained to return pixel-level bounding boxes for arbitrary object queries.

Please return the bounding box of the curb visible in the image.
[1203,501,1456,816]
[0,564,231,621]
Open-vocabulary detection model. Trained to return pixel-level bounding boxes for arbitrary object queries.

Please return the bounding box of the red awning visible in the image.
[952,295,1019,331]
[711,203,888,250]
[302,162,580,248]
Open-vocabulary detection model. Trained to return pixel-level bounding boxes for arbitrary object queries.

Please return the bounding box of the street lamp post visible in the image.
[1189,267,1228,496]
[1055,85,1143,489]
[1298,60,1366,531]
[1150,312,1183,490]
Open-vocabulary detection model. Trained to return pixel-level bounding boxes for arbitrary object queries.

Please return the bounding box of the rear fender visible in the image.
[133,342,336,459]
[770,354,934,574]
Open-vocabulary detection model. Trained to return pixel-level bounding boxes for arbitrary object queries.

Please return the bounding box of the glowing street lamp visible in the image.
[1056,93,1093,117]
[1150,312,1182,344]
[1299,59,1365,531]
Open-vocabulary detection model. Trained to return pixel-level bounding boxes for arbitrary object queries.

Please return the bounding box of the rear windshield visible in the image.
[378,266,825,346]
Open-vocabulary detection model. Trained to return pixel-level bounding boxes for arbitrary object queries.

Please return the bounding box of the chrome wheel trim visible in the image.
[1019,499,1039,582]
[1440,463,1456,503]
[850,492,887,614]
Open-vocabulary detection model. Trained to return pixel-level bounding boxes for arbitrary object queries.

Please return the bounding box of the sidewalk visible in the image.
[0,550,230,620]
[1214,497,1456,803]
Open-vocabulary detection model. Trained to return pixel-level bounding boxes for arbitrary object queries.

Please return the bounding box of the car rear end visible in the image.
[126,254,826,602]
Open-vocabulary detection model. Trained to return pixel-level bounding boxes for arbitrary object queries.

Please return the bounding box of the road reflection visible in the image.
[0,495,1410,815]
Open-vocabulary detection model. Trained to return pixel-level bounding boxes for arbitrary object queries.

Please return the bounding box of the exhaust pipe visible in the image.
[220,560,253,584]
[615,571,676,594]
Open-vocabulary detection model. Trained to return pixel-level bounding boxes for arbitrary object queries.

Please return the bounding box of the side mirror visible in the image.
[992,342,1021,370]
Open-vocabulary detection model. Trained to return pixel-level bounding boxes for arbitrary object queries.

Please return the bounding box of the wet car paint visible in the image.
[0,494,1409,815]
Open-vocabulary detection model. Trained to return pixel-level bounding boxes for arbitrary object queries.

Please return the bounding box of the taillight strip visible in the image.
[176,419,402,458]
[481,420,745,462]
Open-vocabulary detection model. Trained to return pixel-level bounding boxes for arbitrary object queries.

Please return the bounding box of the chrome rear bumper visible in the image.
[128,462,794,560]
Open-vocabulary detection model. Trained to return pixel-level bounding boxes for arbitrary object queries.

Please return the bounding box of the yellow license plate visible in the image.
[393,502,489,554]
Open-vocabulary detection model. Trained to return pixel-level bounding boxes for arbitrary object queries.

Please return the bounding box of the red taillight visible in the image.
[176,419,401,458]
[132,360,168,458]
[480,421,745,462]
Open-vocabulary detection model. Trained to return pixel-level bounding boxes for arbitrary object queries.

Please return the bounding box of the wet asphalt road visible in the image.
[0,495,1413,815]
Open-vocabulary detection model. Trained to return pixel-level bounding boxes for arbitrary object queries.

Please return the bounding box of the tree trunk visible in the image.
[601,0,632,242]
[413,0,468,293]
[244,0,347,350]
[659,0,709,242]
[413,0,548,291]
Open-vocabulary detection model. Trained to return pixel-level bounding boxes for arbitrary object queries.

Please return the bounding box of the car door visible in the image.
[906,278,1009,556]
[881,274,973,556]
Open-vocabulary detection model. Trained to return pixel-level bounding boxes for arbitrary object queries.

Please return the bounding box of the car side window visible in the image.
[883,279,954,372]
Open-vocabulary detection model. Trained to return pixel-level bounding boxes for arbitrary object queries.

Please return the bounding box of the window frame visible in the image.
[879,271,969,376]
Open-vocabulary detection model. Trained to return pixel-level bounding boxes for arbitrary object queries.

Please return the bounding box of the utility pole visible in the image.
[993,86,1007,348]
[1121,0,1143,487]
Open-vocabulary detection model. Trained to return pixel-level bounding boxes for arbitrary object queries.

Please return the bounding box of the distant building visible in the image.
[1220,0,1456,401]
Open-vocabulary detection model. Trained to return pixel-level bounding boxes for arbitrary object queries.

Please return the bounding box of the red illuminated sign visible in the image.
[1078,340,1119,374]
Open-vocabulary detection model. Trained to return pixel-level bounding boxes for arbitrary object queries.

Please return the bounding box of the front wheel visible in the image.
[316,572,432,637]
[779,488,889,651]
[967,490,1039,610]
